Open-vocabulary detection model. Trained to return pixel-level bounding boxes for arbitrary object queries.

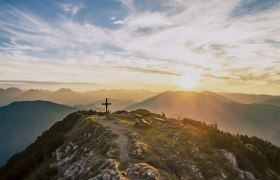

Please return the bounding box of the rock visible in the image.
[92,159,125,180]
[65,145,71,154]
[185,160,204,180]
[129,140,148,159]
[220,150,238,168]
[88,133,91,138]
[192,147,199,153]
[221,171,227,179]
[89,151,94,156]
[172,132,181,141]
[55,148,62,161]
[127,163,160,180]
[221,149,257,180]
[135,119,151,128]
[239,170,257,180]
[106,151,114,158]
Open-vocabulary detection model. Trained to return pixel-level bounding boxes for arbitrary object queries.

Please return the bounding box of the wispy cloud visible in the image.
[58,2,85,16]
[0,80,100,85]
[117,66,181,76]
[118,0,135,11]
[0,0,279,93]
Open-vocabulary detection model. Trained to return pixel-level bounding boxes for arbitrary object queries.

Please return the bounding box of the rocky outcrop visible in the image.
[135,119,151,128]
[172,132,181,141]
[165,155,204,180]
[90,159,126,180]
[127,130,148,159]
[129,140,148,159]
[221,150,257,180]
[126,163,160,180]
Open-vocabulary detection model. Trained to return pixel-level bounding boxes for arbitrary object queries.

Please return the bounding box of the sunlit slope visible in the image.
[128,91,280,145]
[0,101,75,165]
[220,92,280,104]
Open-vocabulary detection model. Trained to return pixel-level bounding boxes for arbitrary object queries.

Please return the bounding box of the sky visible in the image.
[0,0,279,94]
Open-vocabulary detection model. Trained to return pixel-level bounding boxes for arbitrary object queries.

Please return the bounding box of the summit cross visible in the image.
[102,98,111,115]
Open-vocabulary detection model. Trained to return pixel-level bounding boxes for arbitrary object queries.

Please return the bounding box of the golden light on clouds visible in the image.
[176,75,200,90]
[0,0,279,94]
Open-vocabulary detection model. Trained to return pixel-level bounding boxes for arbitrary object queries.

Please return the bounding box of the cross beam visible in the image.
[102,98,111,114]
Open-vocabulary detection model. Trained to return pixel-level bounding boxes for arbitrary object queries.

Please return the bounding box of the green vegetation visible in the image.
[130,109,161,118]
[77,109,106,116]
[206,122,280,179]
[131,111,280,179]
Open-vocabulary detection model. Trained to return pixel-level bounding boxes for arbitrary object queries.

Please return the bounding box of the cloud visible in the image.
[116,12,172,30]
[118,0,134,11]
[231,0,280,17]
[117,66,181,76]
[111,0,280,84]
[0,0,279,93]
[0,80,102,86]
[58,2,85,16]
[0,5,109,61]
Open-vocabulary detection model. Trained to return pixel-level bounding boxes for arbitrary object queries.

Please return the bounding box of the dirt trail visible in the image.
[91,116,130,162]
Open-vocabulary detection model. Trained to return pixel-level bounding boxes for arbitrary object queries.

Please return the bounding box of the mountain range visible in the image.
[220,92,280,106]
[128,91,280,145]
[0,88,157,106]
[0,101,75,165]
[1,88,280,167]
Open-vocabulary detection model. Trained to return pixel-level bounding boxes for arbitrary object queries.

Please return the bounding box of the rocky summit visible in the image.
[1,109,280,180]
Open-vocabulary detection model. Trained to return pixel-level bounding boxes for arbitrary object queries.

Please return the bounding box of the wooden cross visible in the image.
[102,98,111,115]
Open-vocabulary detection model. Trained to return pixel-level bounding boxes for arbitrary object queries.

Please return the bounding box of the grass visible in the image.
[118,119,135,126]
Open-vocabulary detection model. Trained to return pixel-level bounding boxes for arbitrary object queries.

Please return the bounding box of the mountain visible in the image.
[13,89,52,102]
[93,98,136,111]
[128,91,280,145]
[83,89,158,102]
[261,98,280,107]
[0,101,75,166]
[1,110,279,179]
[220,92,280,104]
[0,88,23,106]
[0,88,158,106]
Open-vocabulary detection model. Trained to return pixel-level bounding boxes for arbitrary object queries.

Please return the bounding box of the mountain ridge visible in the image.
[0,88,158,106]
[1,110,279,179]
[127,91,280,145]
[0,100,75,165]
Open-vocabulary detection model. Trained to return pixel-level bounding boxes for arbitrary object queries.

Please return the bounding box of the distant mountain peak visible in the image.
[6,87,21,91]
[55,88,75,93]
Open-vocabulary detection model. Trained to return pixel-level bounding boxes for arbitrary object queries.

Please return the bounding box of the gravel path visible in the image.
[92,116,130,162]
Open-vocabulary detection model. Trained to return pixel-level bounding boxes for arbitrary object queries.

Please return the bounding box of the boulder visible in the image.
[221,149,257,180]
[127,163,160,180]
[135,119,151,128]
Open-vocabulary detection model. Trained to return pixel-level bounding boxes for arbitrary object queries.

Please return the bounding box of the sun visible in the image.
[175,73,201,90]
